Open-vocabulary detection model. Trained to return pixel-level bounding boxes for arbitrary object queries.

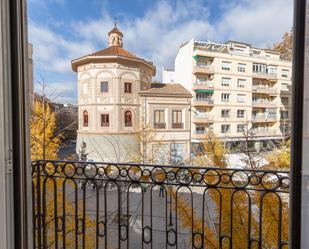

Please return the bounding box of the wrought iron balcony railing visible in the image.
[154,123,166,129]
[172,123,184,129]
[32,160,289,249]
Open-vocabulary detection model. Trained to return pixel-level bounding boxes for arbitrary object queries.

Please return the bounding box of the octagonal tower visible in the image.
[72,25,156,162]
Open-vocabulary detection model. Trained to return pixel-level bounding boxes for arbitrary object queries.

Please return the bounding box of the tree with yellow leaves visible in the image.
[30,100,61,160]
[267,139,291,170]
[31,99,97,248]
[174,133,289,248]
[272,30,293,60]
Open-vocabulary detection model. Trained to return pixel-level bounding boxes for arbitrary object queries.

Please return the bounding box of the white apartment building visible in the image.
[71,25,191,163]
[162,67,176,83]
[171,39,292,150]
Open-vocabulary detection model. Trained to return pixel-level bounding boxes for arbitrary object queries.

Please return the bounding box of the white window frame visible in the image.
[237,79,246,88]
[222,61,231,71]
[221,109,230,118]
[237,124,246,132]
[237,63,246,72]
[221,124,231,134]
[221,93,230,102]
[237,110,245,118]
[221,77,231,87]
[237,94,246,103]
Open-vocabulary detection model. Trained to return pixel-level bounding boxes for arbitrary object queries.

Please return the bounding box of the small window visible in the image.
[281,97,289,105]
[221,93,230,102]
[281,111,289,119]
[83,110,88,127]
[124,82,132,93]
[221,77,231,87]
[196,126,205,134]
[101,114,109,127]
[281,83,289,91]
[238,63,246,72]
[221,109,230,118]
[196,92,212,100]
[237,124,245,132]
[222,61,231,71]
[101,82,108,93]
[237,94,246,103]
[154,110,165,128]
[237,110,245,118]
[237,79,246,88]
[125,110,132,127]
[221,124,230,133]
[253,63,266,73]
[281,69,289,78]
[172,110,183,128]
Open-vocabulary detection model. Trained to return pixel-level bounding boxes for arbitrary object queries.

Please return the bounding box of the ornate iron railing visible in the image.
[32,160,289,249]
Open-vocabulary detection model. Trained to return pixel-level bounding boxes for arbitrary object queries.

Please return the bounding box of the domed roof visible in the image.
[108,27,123,37]
[71,23,155,74]
[90,45,139,59]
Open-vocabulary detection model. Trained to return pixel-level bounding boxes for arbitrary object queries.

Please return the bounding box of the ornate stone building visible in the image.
[71,25,191,163]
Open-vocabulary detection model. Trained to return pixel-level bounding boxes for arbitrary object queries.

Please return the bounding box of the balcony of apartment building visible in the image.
[252,71,278,81]
[193,65,215,75]
[192,126,212,139]
[280,84,291,96]
[192,113,214,123]
[252,64,278,81]
[252,99,277,108]
[193,57,215,75]
[252,128,280,137]
[252,113,277,123]
[252,84,278,96]
[192,98,214,107]
[192,81,214,91]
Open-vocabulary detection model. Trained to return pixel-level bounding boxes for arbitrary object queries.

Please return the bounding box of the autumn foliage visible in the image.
[173,133,289,248]
[272,30,293,60]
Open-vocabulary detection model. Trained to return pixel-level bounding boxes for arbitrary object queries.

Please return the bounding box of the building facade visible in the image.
[171,39,292,150]
[72,26,191,163]
[162,67,176,83]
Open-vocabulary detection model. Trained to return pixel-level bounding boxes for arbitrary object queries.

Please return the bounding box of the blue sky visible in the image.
[28,0,293,103]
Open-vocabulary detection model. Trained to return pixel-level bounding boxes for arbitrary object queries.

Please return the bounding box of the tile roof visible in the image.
[90,45,139,59]
[140,83,192,97]
[88,46,154,67]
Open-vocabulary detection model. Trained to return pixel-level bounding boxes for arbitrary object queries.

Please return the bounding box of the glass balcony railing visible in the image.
[192,82,214,90]
[32,160,289,248]
[252,129,281,136]
[193,114,214,123]
[193,98,214,106]
[193,65,215,75]
[252,72,278,80]
[252,100,277,107]
[252,85,278,95]
[252,114,277,122]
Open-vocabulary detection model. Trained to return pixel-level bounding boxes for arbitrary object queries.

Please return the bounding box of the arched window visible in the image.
[83,110,88,127]
[124,110,132,127]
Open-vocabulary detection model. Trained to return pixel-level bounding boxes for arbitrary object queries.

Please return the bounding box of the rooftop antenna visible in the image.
[114,16,117,27]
